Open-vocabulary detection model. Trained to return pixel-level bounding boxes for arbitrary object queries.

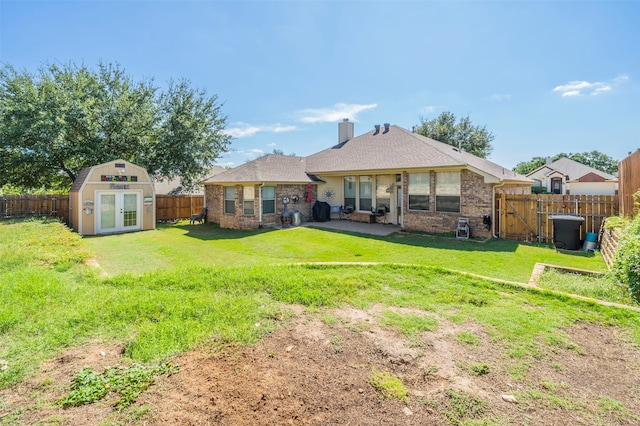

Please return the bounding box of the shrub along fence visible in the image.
[494,194,618,244]
[1,194,204,224]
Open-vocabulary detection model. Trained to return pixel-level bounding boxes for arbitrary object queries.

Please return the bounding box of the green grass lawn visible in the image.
[1,218,637,392]
[536,268,638,306]
[84,221,606,281]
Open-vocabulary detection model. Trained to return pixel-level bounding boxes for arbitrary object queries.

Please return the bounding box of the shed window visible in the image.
[408,173,430,211]
[436,171,460,212]
[262,186,275,214]
[224,186,235,214]
[243,185,255,215]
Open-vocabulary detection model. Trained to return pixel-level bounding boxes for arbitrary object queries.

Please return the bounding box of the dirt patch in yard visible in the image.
[2,306,639,425]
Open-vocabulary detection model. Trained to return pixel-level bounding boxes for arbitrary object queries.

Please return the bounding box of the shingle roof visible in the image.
[529,157,617,181]
[203,154,315,184]
[205,126,531,185]
[70,167,92,192]
[306,125,530,182]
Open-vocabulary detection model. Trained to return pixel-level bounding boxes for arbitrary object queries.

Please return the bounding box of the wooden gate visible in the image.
[494,194,618,243]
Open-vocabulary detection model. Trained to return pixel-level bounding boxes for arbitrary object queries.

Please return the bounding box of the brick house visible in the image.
[526,157,618,195]
[203,120,531,237]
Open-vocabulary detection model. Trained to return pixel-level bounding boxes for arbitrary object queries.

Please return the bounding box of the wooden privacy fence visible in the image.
[618,149,640,218]
[1,195,69,223]
[155,195,205,222]
[495,194,618,243]
[1,194,205,223]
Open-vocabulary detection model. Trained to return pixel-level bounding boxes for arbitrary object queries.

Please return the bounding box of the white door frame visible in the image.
[394,183,403,226]
[96,190,142,234]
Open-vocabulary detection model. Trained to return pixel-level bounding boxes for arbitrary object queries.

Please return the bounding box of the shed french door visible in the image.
[97,192,141,234]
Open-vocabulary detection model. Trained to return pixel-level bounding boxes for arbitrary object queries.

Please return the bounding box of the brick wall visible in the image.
[402,170,528,238]
[205,185,223,224]
[206,173,529,236]
[205,183,315,229]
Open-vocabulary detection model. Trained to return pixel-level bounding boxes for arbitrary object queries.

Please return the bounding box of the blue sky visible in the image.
[1,0,639,170]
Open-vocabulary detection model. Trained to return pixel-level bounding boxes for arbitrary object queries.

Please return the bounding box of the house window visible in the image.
[262,186,275,214]
[408,172,430,211]
[344,176,356,209]
[375,175,393,212]
[243,185,255,215]
[224,186,235,214]
[359,175,372,211]
[436,171,460,213]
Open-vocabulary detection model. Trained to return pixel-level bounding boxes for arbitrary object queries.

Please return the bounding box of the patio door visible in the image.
[97,191,141,234]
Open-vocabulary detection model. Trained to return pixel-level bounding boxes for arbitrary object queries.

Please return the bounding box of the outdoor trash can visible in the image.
[583,231,598,251]
[549,215,584,250]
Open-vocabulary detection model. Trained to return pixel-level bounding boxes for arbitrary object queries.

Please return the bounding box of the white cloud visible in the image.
[592,86,611,95]
[230,147,263,156]
[225,122,297,138]
[489,94,512,102]
[614,74,629,83]
[267,142,276,147]
[552,75,628,97]
[225,125,262,138]
[272,124,297,133]
[297,103,377,123]
[419,105,439,115]
[215,161,235,168]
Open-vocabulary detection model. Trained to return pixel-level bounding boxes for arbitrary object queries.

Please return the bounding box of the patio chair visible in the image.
[190,207,207,224]
[372,206,388,224]
[456,217,470,239]
[339,204,354,220]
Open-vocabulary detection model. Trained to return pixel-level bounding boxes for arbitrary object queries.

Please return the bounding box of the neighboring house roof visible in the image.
[203,155,317,184]
[526,157,617,182]
[306,125,530,183]
[155,166,226,194]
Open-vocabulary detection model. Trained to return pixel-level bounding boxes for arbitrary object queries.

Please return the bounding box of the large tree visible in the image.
[413,111,494,158]
[513,151,618,175]
[0,62,231,191]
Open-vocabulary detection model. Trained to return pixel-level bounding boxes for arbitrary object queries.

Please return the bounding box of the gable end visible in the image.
[577,172,605,183]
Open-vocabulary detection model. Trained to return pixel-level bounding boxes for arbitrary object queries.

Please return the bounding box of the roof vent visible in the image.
[374,124,380,135]
[383,123,390,133]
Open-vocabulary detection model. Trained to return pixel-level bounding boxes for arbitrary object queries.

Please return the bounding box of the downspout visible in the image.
[259,183,265,227]
[492,181,506,238]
